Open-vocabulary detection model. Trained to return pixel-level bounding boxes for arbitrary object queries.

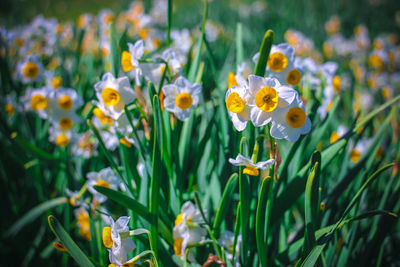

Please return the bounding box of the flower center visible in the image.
[102,227,113,248]
[286,107,306,128]
[101,88,121,106]
[228,72,238,89]
[52,77,62,89]
[174,238,183,257]
[175,213,184,226]
[350,148,361,163]
[254,86,278,112]
[267,52,288,72]
[22,62,39,78]
[226,92,245,113]
[59,95,73,110]
[56,135,69,146]
[119,137,132,147]
[121,51,134,72]
[59,117,73,130]
[243,166,259,176]
[30,94,47,110]
[5,104,15,115]
[330,131,340,144]
[96,180,110,188]
[175,92,193,110]
[93,108,113,125]
[286,69,302,86]
[332,76,341,92]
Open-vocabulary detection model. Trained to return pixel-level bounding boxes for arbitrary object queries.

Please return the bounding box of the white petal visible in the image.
[250,107,272,127]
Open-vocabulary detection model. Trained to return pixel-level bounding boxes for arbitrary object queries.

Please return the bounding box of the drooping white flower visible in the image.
[162,76,202,121]
[229,153,275,176]
[102,216,136,266]
[173,201,207,261]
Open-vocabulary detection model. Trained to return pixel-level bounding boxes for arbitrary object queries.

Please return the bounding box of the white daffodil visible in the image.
[102,216,136,267]
[17,55,44,84]
[121,40,144,84]
[21,87,50,119]
[140,48,182,88]
[173,201,207,261]
[225,83,250,131]
[247,75,297,127]
[86,167,122,203]
[48,124,75,147]
[218,230,241,267]
[330,125,348,144]
[229,153,275,176]
[350,138,372,163]
[94,72,136,120]
[270,96,311,143]
[49,88,84,112]
[71,132,99,159]
[162,76,202,121]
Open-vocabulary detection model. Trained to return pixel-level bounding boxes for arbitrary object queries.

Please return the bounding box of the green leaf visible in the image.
[213,173,238,232]
[354,94,400,133]
[7,197,67,237]
[109,22,118,77]
[254,30,274,76]
[10,132,60,161]
[93,186,173,245]
[303,152,321,257]
[236,23,243,66]
[188,0,208,82]
[48,215,95,267]
[256,176,272,267]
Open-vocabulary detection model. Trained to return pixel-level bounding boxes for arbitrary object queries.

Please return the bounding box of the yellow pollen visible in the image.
[22,61,39,79]
[368,54,384,70]
[267,52,288,72]
[119,137,132,147]
[69,198,76,206]
[138,28,148,40]
[174,238,183,257]
[286,107,306,128]
[286,69,302,86]
[381,87,391,100]
[93,108,114,125]
[101,88,121,106]
[102,227,113,248]
[333,76,341,92]
[104,14,115,24]
[175,92,193,110]
[330,131,340,144]
[96,180,110,188]
[226,92,245,113]
[5,104,15,115]
[350,148,361,163]
[243,166,259,176]
[228,72,238,89]
[56,135,69,147]
[254,86,278,112]
[52,76,62,89]
[121,51,134,72]
[323,42,333,58]
[59,95,73,110]
[30,94,47,110]
[77,212,90,229]
[59,117,73,130]
[320,202,326,211]
[175,213,184,226]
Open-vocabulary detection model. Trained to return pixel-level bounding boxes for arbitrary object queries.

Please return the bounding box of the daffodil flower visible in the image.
[86,167,122,203]
[225,84,250,131]
[229,153,275,176]
[248,75,297,127]
[218,230,241,267]
[17,55,44,84]
[94,72,136,120]
[121,40,144,85]
[173,201,207,261]
[162,76,202,121]
[102,216,136,267]
[270,96,311,143]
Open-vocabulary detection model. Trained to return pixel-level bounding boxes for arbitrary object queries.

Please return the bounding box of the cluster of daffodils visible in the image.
[226,43,311,142]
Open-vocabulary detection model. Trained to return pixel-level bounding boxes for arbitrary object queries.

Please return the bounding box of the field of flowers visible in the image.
[1,0,400,266]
